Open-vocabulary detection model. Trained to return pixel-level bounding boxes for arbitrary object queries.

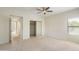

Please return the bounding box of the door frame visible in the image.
[9,15,23,43]
[29,20,42,37]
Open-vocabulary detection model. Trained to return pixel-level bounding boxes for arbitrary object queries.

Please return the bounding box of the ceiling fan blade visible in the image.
[41,7,45,11]
[37,8,43,11]
[45,7,50,10]
[47,10,53,12]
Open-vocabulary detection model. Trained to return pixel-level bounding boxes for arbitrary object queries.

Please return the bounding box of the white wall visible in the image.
[0,15,9,44]
[44,8,79,43]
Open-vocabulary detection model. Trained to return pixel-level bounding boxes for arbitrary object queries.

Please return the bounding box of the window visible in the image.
[68,18,79,35]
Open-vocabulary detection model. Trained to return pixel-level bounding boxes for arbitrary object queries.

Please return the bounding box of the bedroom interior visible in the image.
[0,7,79,51]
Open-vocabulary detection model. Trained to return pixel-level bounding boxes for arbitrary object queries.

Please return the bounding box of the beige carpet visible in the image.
[0,37,79,51]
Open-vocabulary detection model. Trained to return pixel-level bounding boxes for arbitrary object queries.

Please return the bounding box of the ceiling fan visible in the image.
[36,7,53,15]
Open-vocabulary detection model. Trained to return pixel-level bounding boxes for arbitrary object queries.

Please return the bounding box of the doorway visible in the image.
[10,15,23,43]
[30,21,42,37]
[30,21,36,36]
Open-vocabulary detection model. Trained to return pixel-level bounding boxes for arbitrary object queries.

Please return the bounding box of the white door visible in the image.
[36,21,42,36]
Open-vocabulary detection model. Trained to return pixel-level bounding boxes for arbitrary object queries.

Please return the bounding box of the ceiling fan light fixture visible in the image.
[36,7,53,15]
[44,12,46,15]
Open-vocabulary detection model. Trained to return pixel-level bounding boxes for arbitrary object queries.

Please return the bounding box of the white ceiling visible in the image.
[16,7,77,15]
[0,7,77,16]
[48,7,77,15]
[16,7,77,16]
[21,7,77,13]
